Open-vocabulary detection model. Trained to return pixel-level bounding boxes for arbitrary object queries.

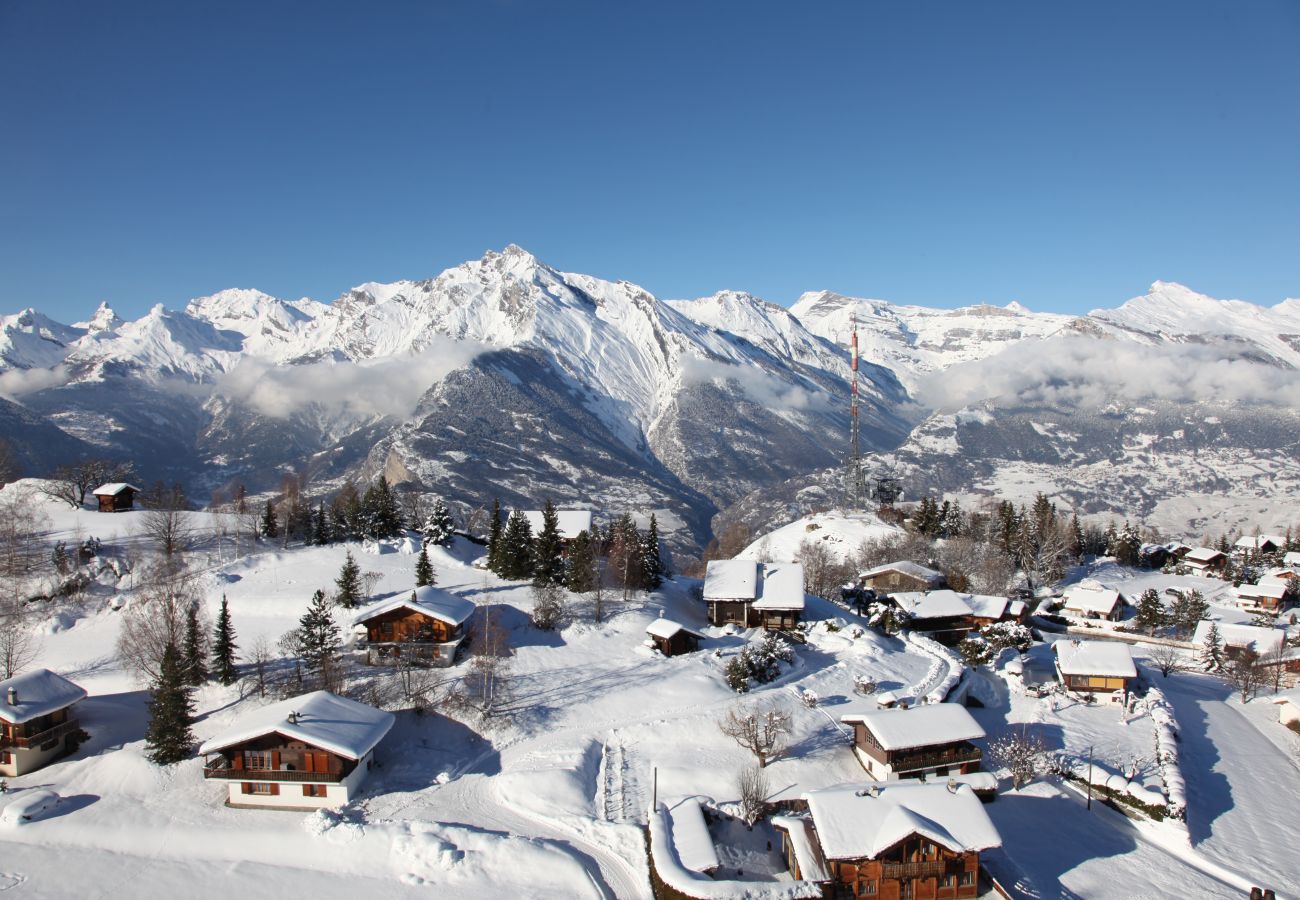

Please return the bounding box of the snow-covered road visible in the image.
[1161,673,1300,896]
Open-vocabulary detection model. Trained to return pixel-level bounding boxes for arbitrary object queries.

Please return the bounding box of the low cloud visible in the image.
[915,335,1300,411]
[214,338,486,419]
[0,364,73,401]
[681,356,826,412]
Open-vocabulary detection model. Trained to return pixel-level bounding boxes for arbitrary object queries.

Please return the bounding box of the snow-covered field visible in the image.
[3,484,1298,899]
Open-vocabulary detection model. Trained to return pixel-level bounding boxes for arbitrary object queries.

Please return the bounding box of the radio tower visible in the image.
[846,313,868,511]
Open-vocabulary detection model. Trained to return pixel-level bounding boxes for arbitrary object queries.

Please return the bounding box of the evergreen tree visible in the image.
[331,483,361,541]
[565,530,598,593]
[499,510,535,580]
[532,500,565,586]
[144,642,195,765]
[358,476,403,539]
[312,501,331,546]
[1133,588,1166,635]
[1170,588,1210,638]
[641,513,665,590]
[212,595,238,686]
[487,498,504,572]
[1103,521,1119,557]
[423,497,455,547]
[1199,622,1225,670]
[415,544,435,587]
[607,513,645,597]
[335,549,364,608]
[260,499,279,539]
[294,589,342,672]
[182,602,207,686]
[233,483,248,516]
[941,499,964,538]
[1068,513,1085,561]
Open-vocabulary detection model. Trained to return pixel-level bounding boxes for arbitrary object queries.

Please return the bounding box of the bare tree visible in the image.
[531,581,567,630]
[41,458,134,508]
[360,570,384,602]
[1147,644,1190,679]
[247,635,274,698]
[797,538,839,600]
[1260,640,1290,694]
[989,726,1048,790]
[0,438,19,486]
[116,561,206,683]
[0,487,48,583]
[467,604,512,716]
[718,703,793,768]
[1221,648,1265,703]
[736,765,769,827]
[0,597,41,679]
[140,508,197,558]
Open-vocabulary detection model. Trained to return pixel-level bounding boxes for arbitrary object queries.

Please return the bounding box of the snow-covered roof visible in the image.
[1192,620,1284,655]
[1237,581,1289,601]
[703,559,759,600]
[92,482,141,496]
[966,594,1009,620]
[804,782,1001,861]
[646,617,704,641]
[1235,534,1287,551]
[1184,547,1226,564]
[1053,640,1136,678]
[1285,551,1300,567]
[0,669,87,725]
[840,703,985,751]
[754,562,805,610]
[861,560,944,585]
[1007,599,1027,618]
[891,590,973,620]
[1060,585,1122,616]
[520,509,592,541]
[1270,686,1300,708]
[665,797,719,874]
[771,815,830,881]
[351,585,476,629]
[198,691,394,760]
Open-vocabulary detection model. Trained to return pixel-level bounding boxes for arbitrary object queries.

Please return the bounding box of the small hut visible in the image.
[645,617,704,657]
[92,483,140,512]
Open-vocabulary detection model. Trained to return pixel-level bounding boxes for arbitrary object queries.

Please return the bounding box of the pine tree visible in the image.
[565,530,598,593]
[331,484,361,541]
[415,544,435,587]
[359,476,404,539]
[487,498,504,572]
[335,549,363,608]
[607,513,645,597]
[532,500,565,586]
[641,513,664,590]
[312,501,331,545]
[181,602,207,686]
[260,499,279,539]
[1068,512,1085,560]
[499,510,535,580]
[423,498,455,547]
[294,589,341,672]
[1134,588,1166,635]
[1199,622,1225,671]
[144,642,195,765]
[212,595,238,686]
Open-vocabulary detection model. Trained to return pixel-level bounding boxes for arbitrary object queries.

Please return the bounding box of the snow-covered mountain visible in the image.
[4,257,1298,551]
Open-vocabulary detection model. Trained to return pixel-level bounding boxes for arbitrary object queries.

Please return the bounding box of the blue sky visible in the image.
[2,0,1297,321]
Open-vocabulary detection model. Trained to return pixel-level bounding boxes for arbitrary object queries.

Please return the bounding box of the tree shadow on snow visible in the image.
[1158,674,1235,847]
[369,712,501,792]
[76,690,151,755]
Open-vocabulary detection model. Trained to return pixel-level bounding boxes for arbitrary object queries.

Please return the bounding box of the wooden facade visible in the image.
[706,600,801,631]
[850,723,982,781]
[0,707,82,777]
[821,837,982,900]
[359,606,464,666]
[203,733,356,800]
[647,629,701,658]
[1060,672,1129,694]
[95,487,137,512]
[862,569,944,594]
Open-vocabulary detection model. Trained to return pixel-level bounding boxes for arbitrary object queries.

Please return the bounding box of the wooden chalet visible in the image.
[0,669,87,777]
[702,559,805,630]
[890,590,979,645]
[840,704,985,781]
[352,586,476,668]
[1053,640,1136,699]
[1192,620,1284,662]
[1183,547,1228,577]
[91,482,140,513]
[645,617,705,657]
[774,782,1001,900]
[860,561,946,594]
[1235,534,1287,556]
[199,691,394,809]
[1059,584,1125,622]
[520,509,593,548]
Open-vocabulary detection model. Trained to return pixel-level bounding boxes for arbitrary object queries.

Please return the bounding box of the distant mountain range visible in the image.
[4,249,1298,552]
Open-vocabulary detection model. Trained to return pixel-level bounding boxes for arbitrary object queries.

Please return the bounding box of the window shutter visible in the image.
[272,751,281,769]
[270,783,279,796]
[242,782,252,794]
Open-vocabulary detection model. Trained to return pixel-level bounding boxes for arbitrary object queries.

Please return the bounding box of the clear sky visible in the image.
[2,0,1298,322]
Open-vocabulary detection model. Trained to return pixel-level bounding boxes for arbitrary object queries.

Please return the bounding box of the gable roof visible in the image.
[520,509,592,541]
[1235,534,1287,551]
[1184,547,1226,565]
[645,617,705,641]
[703,559,759,601]
[0,669,87,724]
[1285,552,1300,567]
[861,561,944,585]
[92,482,141,496]
[1191,620,1284,655]
[198,691,394,760]
[891,590,974,620]
[1053,640,1136,678]
[804,782,1001,861]
[1061,584,1122,615]
[840,703,985,751]
[351,585,476,629]
[1237,581,1289,601]
[966,594,1010,620]
[753,562,805,610]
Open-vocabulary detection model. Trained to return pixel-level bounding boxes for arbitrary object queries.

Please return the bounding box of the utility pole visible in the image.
[1086,744,1094,810]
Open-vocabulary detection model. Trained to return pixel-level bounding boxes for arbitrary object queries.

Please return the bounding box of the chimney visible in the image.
[5,687,16,706]
[288,711,299,725]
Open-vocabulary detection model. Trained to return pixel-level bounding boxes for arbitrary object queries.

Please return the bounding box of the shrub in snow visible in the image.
[853,675,878,696]
[723,634,795,692]
[736,765,769,826]
[981,621,1033,653]
[530,582,567,631]
[724,656,750,693]
[957,636,994,668]
[799,689,819,709]
[866,602,910,634]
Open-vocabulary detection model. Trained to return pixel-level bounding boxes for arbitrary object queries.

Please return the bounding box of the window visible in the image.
[243,751,273,770]
[858,880,877,896]
[959,871,974,886]
[303,784,327,798]
[242,782,278,796]
[1,750,10,765]
[940,874,954,888]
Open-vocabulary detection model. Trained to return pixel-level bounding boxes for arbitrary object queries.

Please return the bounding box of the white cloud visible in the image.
[680,355,827,412]
[213,338,486,420]
[0,364,72,400]
[915,335,1300,411]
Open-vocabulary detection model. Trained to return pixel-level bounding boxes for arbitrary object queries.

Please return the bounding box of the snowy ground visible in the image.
[3,484,1298,899]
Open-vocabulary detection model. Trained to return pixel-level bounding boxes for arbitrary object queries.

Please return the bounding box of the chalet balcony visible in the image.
[202,765,345,783]
[0,718,81,750]
[881,860,951,879]
[891,745,982,774]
